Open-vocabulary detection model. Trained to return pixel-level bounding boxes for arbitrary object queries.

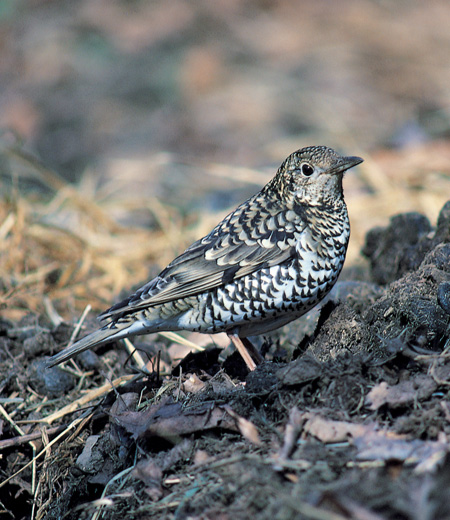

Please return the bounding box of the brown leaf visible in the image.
[353,429,448,470]
[366,376,437,410]
[300,412,448,472]
[193,449,211,465]
[303,414,367,443]
[222,405,261,445]
[132,458,163,501]
[112,398,237,441]
[182,373,206,393]
[277,407,305,460]
[110,392,140,415]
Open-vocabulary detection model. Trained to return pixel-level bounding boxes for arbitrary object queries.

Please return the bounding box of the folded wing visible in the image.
[101,195,306,320]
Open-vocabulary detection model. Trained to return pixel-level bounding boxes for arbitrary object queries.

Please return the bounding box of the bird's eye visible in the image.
[301,163,314,176]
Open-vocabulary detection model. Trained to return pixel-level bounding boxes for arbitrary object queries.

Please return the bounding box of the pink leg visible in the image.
[241,337,264,364]
[227,334,264,371]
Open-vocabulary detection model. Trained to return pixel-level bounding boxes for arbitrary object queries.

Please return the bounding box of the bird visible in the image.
[48,146,363,371]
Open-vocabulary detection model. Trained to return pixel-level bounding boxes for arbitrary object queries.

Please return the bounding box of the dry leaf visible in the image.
[222,405,261,446]
[132,458,163,501]
[366,376,437,410]
[112,398,237,440]
[304,414,367,443]
[277,407,305,460]
[353,429,449,470]
[182,373,206,393]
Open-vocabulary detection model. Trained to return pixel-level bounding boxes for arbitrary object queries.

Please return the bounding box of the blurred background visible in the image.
[1,0,450,320]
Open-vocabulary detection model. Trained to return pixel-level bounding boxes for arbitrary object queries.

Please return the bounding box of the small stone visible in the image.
[28,360,76,397]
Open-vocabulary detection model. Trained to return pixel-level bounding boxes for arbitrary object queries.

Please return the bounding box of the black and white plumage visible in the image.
[48,146,363,370]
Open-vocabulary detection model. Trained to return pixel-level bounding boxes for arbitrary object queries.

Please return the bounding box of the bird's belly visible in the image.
[176,255,344,335]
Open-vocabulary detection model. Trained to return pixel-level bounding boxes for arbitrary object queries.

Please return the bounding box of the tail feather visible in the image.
[46,321,133,367]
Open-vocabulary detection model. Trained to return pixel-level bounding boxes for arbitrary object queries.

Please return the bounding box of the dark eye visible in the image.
[301,163,314,176]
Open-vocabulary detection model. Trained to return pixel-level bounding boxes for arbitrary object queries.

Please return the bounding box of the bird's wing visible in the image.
[101,195,307,320]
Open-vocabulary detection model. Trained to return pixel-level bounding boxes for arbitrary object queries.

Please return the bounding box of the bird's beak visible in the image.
[330,155,364,175]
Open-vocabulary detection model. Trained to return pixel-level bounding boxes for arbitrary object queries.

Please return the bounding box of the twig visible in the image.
[158,331,205,352]
[0,425,65,450]
[122,338,146,371]
[39,373,137,425]
[43,297,64,327]
[68,304,92,346]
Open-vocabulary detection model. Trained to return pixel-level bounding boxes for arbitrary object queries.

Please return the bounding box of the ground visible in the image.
[1,200,450,519]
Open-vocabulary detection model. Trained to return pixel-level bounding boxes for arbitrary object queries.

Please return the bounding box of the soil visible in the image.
[1,201,450,520]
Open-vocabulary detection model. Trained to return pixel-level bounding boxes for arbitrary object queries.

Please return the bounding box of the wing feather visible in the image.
[101,195,306,320]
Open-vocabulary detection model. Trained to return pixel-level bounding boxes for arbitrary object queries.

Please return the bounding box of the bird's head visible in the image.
[270,146,363,207]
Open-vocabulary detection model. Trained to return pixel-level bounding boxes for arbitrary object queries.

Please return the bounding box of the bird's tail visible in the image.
[46,320,134,367]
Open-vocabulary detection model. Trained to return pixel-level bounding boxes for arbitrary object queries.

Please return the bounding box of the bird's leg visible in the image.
[227,333,263,371]
[240,337,264,364]
[228,334,256,371]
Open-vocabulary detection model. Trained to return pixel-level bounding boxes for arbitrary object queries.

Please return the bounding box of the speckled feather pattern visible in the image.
[130,201,350,337]
[48,146,363,366]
